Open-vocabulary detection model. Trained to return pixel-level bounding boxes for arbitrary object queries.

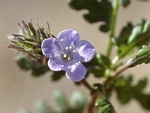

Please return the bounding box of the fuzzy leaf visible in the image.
[52,90,70,113]
[16,55,49,76]
[95,99,116,113]
[70,91,86,112]
[68,0,112,32]
[35,100,56,113]
[127,45,150,67]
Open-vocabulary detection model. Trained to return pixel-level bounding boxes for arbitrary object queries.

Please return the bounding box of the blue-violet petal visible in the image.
[66,61,87,82]
[48,59,66,71]
[41,38,61,58]
[57,29,79,48]
[76,40,95,62]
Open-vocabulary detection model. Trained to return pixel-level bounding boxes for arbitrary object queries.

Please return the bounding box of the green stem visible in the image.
[106,0,119,57]
[104,65,128,88]
[104,55,119,77]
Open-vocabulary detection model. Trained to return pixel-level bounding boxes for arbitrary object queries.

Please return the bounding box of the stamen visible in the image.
[68,57,71,60]
[64,54,67,58]
[66,47,68,50]
[73,50,76,52]
[69,46,72,49]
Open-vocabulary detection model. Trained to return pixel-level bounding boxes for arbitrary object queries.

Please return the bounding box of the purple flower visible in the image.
[41,29,95,82]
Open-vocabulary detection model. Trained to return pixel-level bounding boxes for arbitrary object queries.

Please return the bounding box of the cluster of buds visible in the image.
[8,20,52,65]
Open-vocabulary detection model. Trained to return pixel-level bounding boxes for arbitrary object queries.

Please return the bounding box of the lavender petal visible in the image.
[48,59,66,71]
[76,40,95,62]
[41,38,61,58]
[66,61,87,82]
[57,29,80,48]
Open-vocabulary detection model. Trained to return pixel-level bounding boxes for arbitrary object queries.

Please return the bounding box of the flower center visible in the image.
[62,45,76,61]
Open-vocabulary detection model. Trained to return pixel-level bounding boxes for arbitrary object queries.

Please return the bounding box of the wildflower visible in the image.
[41,29,95,82]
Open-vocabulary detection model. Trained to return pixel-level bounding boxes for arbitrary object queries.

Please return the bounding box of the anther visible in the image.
[64,54,67,58]
[69,46,72,49]
[68,57,71,61]
[66,47,68,50]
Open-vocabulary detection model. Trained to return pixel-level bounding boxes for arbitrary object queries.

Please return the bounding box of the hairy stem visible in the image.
[81,79,92,90]
[87,93,98,113]
[106,0,119,57]
[81,79,96,113]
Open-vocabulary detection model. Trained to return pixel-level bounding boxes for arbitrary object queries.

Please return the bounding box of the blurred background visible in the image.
[1,0,150,113]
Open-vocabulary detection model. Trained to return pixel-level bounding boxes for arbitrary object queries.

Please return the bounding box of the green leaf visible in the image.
[113,75,150,110]
[128,20,150,46]
[96,53,112,69]
[116,20,150,58]
[84,54,106,78]
[119,0,131,7]
[95,99,116,113]
[92,83,105,96]
[85,53,112,78]
[113,22,133,55]
[113,75,133,104]
[16,55,49,76]
[68,0,112,32]
[87,65,105,78]
[100,105,116,113]
[127,45,150,67]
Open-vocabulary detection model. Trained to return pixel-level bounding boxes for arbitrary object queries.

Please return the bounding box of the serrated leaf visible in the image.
[112,22,133,56]
[113,75,150,109]
[68,0,112,32]
[127,45,150,67]
[95,99,116,113]
[118,22,133,41]
[113,75,133,104]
